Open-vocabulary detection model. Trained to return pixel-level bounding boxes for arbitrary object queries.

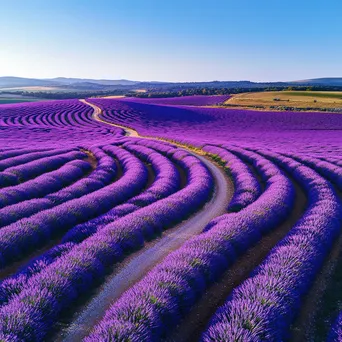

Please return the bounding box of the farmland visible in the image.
[225,91,342,111]
[0,95,341,341]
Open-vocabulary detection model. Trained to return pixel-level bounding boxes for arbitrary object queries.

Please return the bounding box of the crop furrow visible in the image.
[203,145,262,212]
[59,148,225,342]
[202,151,341,341]
[167,150,307,342]
[82,146,302,341]
[0,146,146,271]
[0,145,215,341]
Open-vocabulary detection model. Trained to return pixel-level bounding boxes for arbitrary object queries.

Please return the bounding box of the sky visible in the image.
[1,0,341,82]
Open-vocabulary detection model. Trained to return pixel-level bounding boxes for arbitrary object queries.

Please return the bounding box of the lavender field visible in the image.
[0,95,341,342]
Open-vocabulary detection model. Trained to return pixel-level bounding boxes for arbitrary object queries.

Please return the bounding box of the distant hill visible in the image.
[0,76,291,90]
[1,76,342,98]
[292,78,342,86]
[0,76,139,89]
[0,77,58,88]
[48,77,139,86]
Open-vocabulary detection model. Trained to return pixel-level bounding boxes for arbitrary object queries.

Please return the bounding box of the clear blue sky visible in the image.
[1,0,341,82]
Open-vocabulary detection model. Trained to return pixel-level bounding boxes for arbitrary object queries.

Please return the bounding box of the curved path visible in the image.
[79,99,139,137]
[60,100,233,341]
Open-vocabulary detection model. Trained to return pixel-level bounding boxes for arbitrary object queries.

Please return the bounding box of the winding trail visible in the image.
[58,100,233,341]
[80,99,139,137]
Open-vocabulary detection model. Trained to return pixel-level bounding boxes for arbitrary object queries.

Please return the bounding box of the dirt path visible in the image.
[57,100,234,341]
[80,99,139,137]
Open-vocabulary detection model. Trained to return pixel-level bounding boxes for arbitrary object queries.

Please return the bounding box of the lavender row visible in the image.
[0,145,147,269]
[0,242,76,307]
[88,97,342,153]
[0,159,91,208]
[45,146,117,204]
[202,152,341,341]
[0,152,87,227]
[0,148,55,162]
[282,152,342,191]
[0,141,181,305]
[123,143,181,203]
[0,139,197,284]
[0,148,113,227]
[203,145,260,212]
[321,156,342,168]
[0,147,213,340]
[63,142,181,243]
[84,149,294,341]
[0,149,73,187]
[223,145,279,183]
[0,100,124,148]
[0,198,53,228]
[132,138,178,154]
[205,145,292,232]
[0,150,86,188]
[0,148,73,172]
[0,100,93,130]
